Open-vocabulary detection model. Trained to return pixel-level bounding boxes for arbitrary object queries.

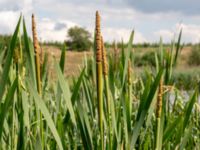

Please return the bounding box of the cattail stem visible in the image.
[128,59,132,111]
[128,59,132,126]
[156,78,163,150]
[32,14,43,149]
[101,36,112,149]
[95,11,104,150]
[32,14,42,95]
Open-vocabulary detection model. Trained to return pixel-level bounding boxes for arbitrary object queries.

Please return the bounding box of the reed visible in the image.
[156,78,163,150]
[101,36,112,149]
[95,11,104,150]
[32,14,42,95]
[32,14,43,149]
[0,12,198,150]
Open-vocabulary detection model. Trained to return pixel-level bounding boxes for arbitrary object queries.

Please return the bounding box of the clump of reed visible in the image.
[0,11,199,150]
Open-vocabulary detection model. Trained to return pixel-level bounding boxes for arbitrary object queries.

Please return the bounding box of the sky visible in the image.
[0,0,200,43]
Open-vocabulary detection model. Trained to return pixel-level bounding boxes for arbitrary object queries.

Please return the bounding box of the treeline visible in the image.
[0,31,199,51]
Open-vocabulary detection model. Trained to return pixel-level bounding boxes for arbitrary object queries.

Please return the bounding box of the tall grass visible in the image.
[0,12,199,150]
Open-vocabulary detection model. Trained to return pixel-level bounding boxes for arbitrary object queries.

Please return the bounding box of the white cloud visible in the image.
[37,18,148,43]
[0,9,146,43]
[38,18,78,42]
[0,11,19,34]
[21,0,33,13]
[154,23,200,43]
[1,0,200,44]
[154,30,174,42]
[177,23,200,43]
[101,28,147,43]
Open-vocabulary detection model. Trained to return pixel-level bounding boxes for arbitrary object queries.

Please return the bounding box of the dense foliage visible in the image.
[134,51,156,67]
[0,14,199,150]
[0,35,12,49]
[66,26,92,51]
[188,44,200,66]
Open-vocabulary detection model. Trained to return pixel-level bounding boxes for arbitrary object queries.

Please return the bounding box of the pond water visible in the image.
[169,90,200,104]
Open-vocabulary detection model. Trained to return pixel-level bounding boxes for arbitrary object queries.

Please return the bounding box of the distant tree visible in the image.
[66,26,92,51]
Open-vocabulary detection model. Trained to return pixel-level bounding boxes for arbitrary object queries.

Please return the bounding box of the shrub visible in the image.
[66,26,92,51]
[134,51,156,67]
[188,45,200,66]
[171,70,200,90]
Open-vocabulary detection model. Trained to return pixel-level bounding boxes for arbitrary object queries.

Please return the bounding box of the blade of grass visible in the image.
[0,16,21,102]
[0,78,18,140]
[59,44,66,73]
[27,80,63,150]
[183,88,198,131]
[131,68,163,148]
[54,62,76,125]
[23,18,36,87]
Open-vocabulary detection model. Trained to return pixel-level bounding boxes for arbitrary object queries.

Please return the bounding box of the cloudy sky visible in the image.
[0,0,200,43]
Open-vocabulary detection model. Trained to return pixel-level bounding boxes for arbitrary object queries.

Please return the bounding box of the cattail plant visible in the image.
[101,36,112,149]
[0,12,199,150]
[32,14,43,149]
[95,11,104,149]
[32,14,42,95]
[155,78,163,150]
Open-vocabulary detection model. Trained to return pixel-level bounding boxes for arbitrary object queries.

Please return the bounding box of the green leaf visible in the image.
[23,18,36,86]
[174,29,182,66]
[64,68,85,124]
[131,68,163,148]
[0,78,18,139]
[76,101,93,149]
[71,68,85,102]
[59,44,66,73]
[0,16,21,102]
[163,116,182,144]
[55,62,76,125]
[180,125,192,150]
[27,81,63,150]
[183,88,198,131]
[122,31,134,86]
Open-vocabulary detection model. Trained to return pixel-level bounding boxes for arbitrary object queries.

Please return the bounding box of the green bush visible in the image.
[171,70,200,90]
[188,45,200,66]
[66,26,92,51]
[134,51,156,67]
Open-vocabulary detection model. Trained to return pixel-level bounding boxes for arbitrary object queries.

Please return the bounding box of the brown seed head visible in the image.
[32,14,40,54]
[96,11,101,63]
[156,79,163,118]
[32,14,42,95]
[14,48,20,64]
[101,36,108,75]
